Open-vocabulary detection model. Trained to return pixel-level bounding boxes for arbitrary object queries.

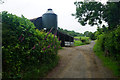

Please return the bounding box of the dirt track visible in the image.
[46,41,114,78]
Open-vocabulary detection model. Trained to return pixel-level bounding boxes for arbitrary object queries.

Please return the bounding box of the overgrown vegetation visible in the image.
[93,38,120,77]
[84,31,96,40]
[94,26,120,60]
[58,27,96,40]
[73,1,120,77]
[58,27,84,37]
[74,37,90,46]
[1,11,60,78]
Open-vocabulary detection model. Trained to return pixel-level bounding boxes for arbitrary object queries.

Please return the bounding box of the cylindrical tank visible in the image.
[42,9,57,33]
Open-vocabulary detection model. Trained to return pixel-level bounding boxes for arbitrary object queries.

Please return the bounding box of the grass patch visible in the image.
[74,40,85,46]
[93,41,120,77]
[74,36,91,46]
[74,36,89,40]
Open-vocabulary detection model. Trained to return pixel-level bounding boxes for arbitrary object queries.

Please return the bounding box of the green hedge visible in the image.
[96,26,120,60]
[1,11,60,78]
[104,27,120,59]
[93,26,120,77]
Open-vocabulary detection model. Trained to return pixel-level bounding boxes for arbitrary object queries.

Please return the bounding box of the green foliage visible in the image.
[58,27,84,37]
[93,40,120,77]
[74,40,85,46]
[80,37,90,44]
[84,31,96,40]
[95,25,120,60]
[104,26,120,59]
[73,1,104,27]
[73,1,120,30]
[103,2,120,29]
[58,28,96,40]
[1,11,60,78]
[74,36,90,46]
[96,34,105,51]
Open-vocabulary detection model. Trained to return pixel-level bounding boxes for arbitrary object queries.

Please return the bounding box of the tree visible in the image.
[84,31,96,40]
[72,1,120,30]
[103,2,120,30]
[0,0,5,4]
[84,31,89,37]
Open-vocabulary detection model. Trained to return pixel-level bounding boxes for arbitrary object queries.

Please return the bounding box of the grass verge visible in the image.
[93,41,120,77]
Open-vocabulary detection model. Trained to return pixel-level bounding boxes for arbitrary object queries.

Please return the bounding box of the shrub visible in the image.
[74,40,85,46]
[80,37,90,44]
[97,34,105,51]
[1,11,60,78]
[104,26,120,59]
[96,25,120,60]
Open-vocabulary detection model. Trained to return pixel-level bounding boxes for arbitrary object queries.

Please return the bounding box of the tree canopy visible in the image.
[73,1,120,30]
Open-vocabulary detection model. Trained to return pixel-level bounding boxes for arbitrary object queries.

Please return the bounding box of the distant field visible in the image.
[74,36,89,40]
[74,40,85,46]
[74,36,90,46]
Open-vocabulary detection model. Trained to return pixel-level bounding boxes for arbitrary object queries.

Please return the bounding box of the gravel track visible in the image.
[46,41,114,78]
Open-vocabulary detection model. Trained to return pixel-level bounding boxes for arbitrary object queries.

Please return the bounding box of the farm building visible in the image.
[30,9,74,47]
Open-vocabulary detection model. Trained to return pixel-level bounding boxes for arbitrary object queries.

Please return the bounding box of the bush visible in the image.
[80,37,90,44]
[96,25,120,60]
[93,40,120,77]
[1,11,60,78]
[74,40,85,46]
[104,26,120,59]
[94,26,120,77]
[97,34,105,51]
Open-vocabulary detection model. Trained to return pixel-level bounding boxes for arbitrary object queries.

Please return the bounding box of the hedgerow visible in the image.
[95,25,120,60]
[1,11,60,78]
[93,26,120,76]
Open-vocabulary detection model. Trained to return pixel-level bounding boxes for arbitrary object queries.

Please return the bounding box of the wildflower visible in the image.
[21,37,25,42]
[44,36,47,40]
[44,27,53,40]
[47,45,51,48]
[32,45,36,49]
[47,43,52,48]
[60,41,62,44]
[54,31,57,39]
[18,35,22,40]
[55,31,57,36]
[29,34,32,36]
[58,37,59,41]
[49,27,53,33]
[51,43,52,45]
[43,48,46,51]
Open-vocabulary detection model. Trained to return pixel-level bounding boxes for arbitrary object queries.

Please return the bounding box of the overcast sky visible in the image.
[0,0,108,33]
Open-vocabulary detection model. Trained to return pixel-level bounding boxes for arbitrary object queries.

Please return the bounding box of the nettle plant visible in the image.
[2,11,60,78]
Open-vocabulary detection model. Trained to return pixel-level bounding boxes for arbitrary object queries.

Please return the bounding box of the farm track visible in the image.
[46,41,114,78]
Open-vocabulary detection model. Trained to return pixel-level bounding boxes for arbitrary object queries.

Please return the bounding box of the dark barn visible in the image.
[30,9,74,47]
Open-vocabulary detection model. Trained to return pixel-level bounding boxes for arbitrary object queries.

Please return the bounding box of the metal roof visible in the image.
[43,8,56,15]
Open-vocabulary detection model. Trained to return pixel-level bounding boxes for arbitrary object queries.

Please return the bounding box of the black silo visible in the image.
[42,9,57,33]
[30,9,74,47]
[30,17,43,30]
